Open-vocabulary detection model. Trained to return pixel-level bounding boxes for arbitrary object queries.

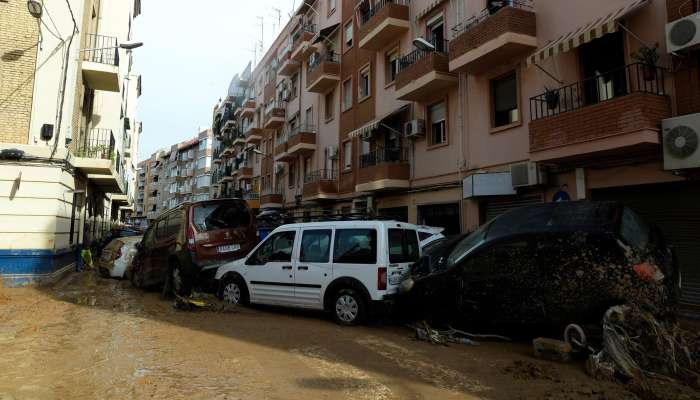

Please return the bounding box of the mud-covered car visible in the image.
[400,201,680,329]
[98,237,142,278]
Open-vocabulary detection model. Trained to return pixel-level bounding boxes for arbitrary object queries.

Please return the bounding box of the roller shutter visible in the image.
[480,194,544,224]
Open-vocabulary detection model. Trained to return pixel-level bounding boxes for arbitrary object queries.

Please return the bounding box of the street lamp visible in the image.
[120,40,143,50]
[412,37,435,52]
[27,0,42,18]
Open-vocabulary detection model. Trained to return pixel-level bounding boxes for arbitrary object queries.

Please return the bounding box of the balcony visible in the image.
[264,102,286,129]
[71,128,126,194]
[290,24,316,61]
[528,63,671,167]
[449,1,537,74]
[260,188,284,208]
[278,51,300,76]
[273,140,289,161]
[239,165,254,179]
[303,169,338,200]
[358,0,410,50]
[356,147,410,192]
[395,40,457,101]
[241,99,256,119]
[81,34,120,92]
[245,127,263,143]
[242,191,260,209]
[287,124,316,156]
[306,52,340,93]
[221,165,234,182]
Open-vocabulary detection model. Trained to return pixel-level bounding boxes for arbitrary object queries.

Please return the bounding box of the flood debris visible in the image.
[501,360,562,382]
[533,337,573,363]
[410,321,510,346]
[173,292,239,313]
[586,304,700,396]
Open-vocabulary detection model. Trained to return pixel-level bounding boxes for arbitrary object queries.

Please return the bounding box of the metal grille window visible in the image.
[343,141,352,170]
[342,79,352,111]
[359,66,371,99]
[386,49,399,84]
[429,101,446,145]
[344,20,353,50]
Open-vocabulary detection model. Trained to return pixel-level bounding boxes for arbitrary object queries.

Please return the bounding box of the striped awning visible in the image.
[348,105,409,139]
[527,0,648,65]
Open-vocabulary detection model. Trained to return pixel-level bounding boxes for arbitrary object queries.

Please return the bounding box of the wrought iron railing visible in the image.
[304,169,338,184]
[292,24,316,45]
[360,147,409,168]
[73,128,115,159]
[308,52,340,74]
[529,63,667,121]
[451,0,532,38]
[360,0,411,25]
[83,33,119,66]
[397,37,449,73]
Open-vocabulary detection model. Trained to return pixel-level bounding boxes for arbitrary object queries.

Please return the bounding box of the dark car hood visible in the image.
[411,235,467,279]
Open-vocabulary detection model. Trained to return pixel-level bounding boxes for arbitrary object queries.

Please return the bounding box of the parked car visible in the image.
[215,220,422,325]
[93,227,142,257]
[416,225,446,248]
[130,199,256,296]
[97,236,142,278]
[400,201,680,330]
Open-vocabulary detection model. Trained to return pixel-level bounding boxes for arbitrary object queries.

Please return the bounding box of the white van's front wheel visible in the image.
[220,276,249,305]
[333,289,365,326]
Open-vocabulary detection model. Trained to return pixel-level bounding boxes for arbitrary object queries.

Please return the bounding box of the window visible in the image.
[334,229,377,264]
[289,161,296,187]
[491,72,519,128]
[305,107,313,126]
[385,48,399,84]
[428,100,446,145]
[342,78,352,111]
[198,139,208,150]
[388,229,420,263]
[343,141,352,170]
[300,229,332,263]
[344,20,353,50]
[426,14,445,50]
[291,74,298,100]
[246,231,296,265]
[167,212,184,237]
[359,66,370,100]
[170,183,177,193]
[193,201,251,232]
[196,175,211,188]
[197,156,206,169]
[324,90,335,121]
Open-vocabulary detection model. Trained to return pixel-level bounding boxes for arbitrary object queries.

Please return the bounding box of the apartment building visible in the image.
[136,130,213,225]
[209,0,700,309]
[0,0,142,286]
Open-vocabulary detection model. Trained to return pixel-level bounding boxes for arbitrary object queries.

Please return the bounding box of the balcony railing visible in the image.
[292,24,316,45]
[398,38,449,73]
[304,169,337,184]
[73,128,115,159]
[308,52,340,74]
[360,147,409,168]
[451,0,532,38]
[360,0,410,24]
[529,63,667,121]
[289,124,316,137]
[83,33,119,66]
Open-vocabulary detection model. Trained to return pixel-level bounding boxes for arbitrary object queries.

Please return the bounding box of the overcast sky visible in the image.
[134,0,298,160]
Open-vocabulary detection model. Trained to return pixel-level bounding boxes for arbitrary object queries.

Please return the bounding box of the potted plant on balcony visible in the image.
[544,86,560,110]
[630,43,659,82]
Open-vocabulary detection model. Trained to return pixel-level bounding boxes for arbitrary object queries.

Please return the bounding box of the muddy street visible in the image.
[0,271,642,400]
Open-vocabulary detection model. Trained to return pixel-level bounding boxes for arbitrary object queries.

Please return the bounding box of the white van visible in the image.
[214,220,422,325]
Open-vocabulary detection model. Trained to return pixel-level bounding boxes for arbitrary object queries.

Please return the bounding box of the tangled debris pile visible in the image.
[587,305,700,395]
[173,292,239,313]
[410,321,510,346]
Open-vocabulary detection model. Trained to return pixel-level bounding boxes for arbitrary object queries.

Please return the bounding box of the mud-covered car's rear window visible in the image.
[193,202,251,232]
[619,207,650,250]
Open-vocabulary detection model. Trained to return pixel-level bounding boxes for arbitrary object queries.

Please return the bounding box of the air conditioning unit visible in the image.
[662,113,700,170]
[665,11,700,53]
[328,146,339,160]
[404,119,425,138]
[510,161,547,187]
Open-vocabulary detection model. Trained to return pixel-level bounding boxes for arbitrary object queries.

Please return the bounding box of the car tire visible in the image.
[130,262,143,288]
[219,276,249,305]
[162,260,190,298]
[332,288,366,326]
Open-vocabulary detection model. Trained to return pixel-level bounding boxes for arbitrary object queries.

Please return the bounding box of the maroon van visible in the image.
[130,199,256,295]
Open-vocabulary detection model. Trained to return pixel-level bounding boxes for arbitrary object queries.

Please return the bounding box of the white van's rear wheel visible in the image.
[333,289,366,326]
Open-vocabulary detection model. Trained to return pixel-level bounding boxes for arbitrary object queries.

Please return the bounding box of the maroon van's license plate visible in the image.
[217,244,240,253]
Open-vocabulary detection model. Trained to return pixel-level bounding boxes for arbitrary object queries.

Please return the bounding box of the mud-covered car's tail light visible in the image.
[186,223,196,251]
[378,267,387,290]
[633,262,664,282]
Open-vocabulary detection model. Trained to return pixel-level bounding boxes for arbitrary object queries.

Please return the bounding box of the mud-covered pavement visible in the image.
[0,271,644,400]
